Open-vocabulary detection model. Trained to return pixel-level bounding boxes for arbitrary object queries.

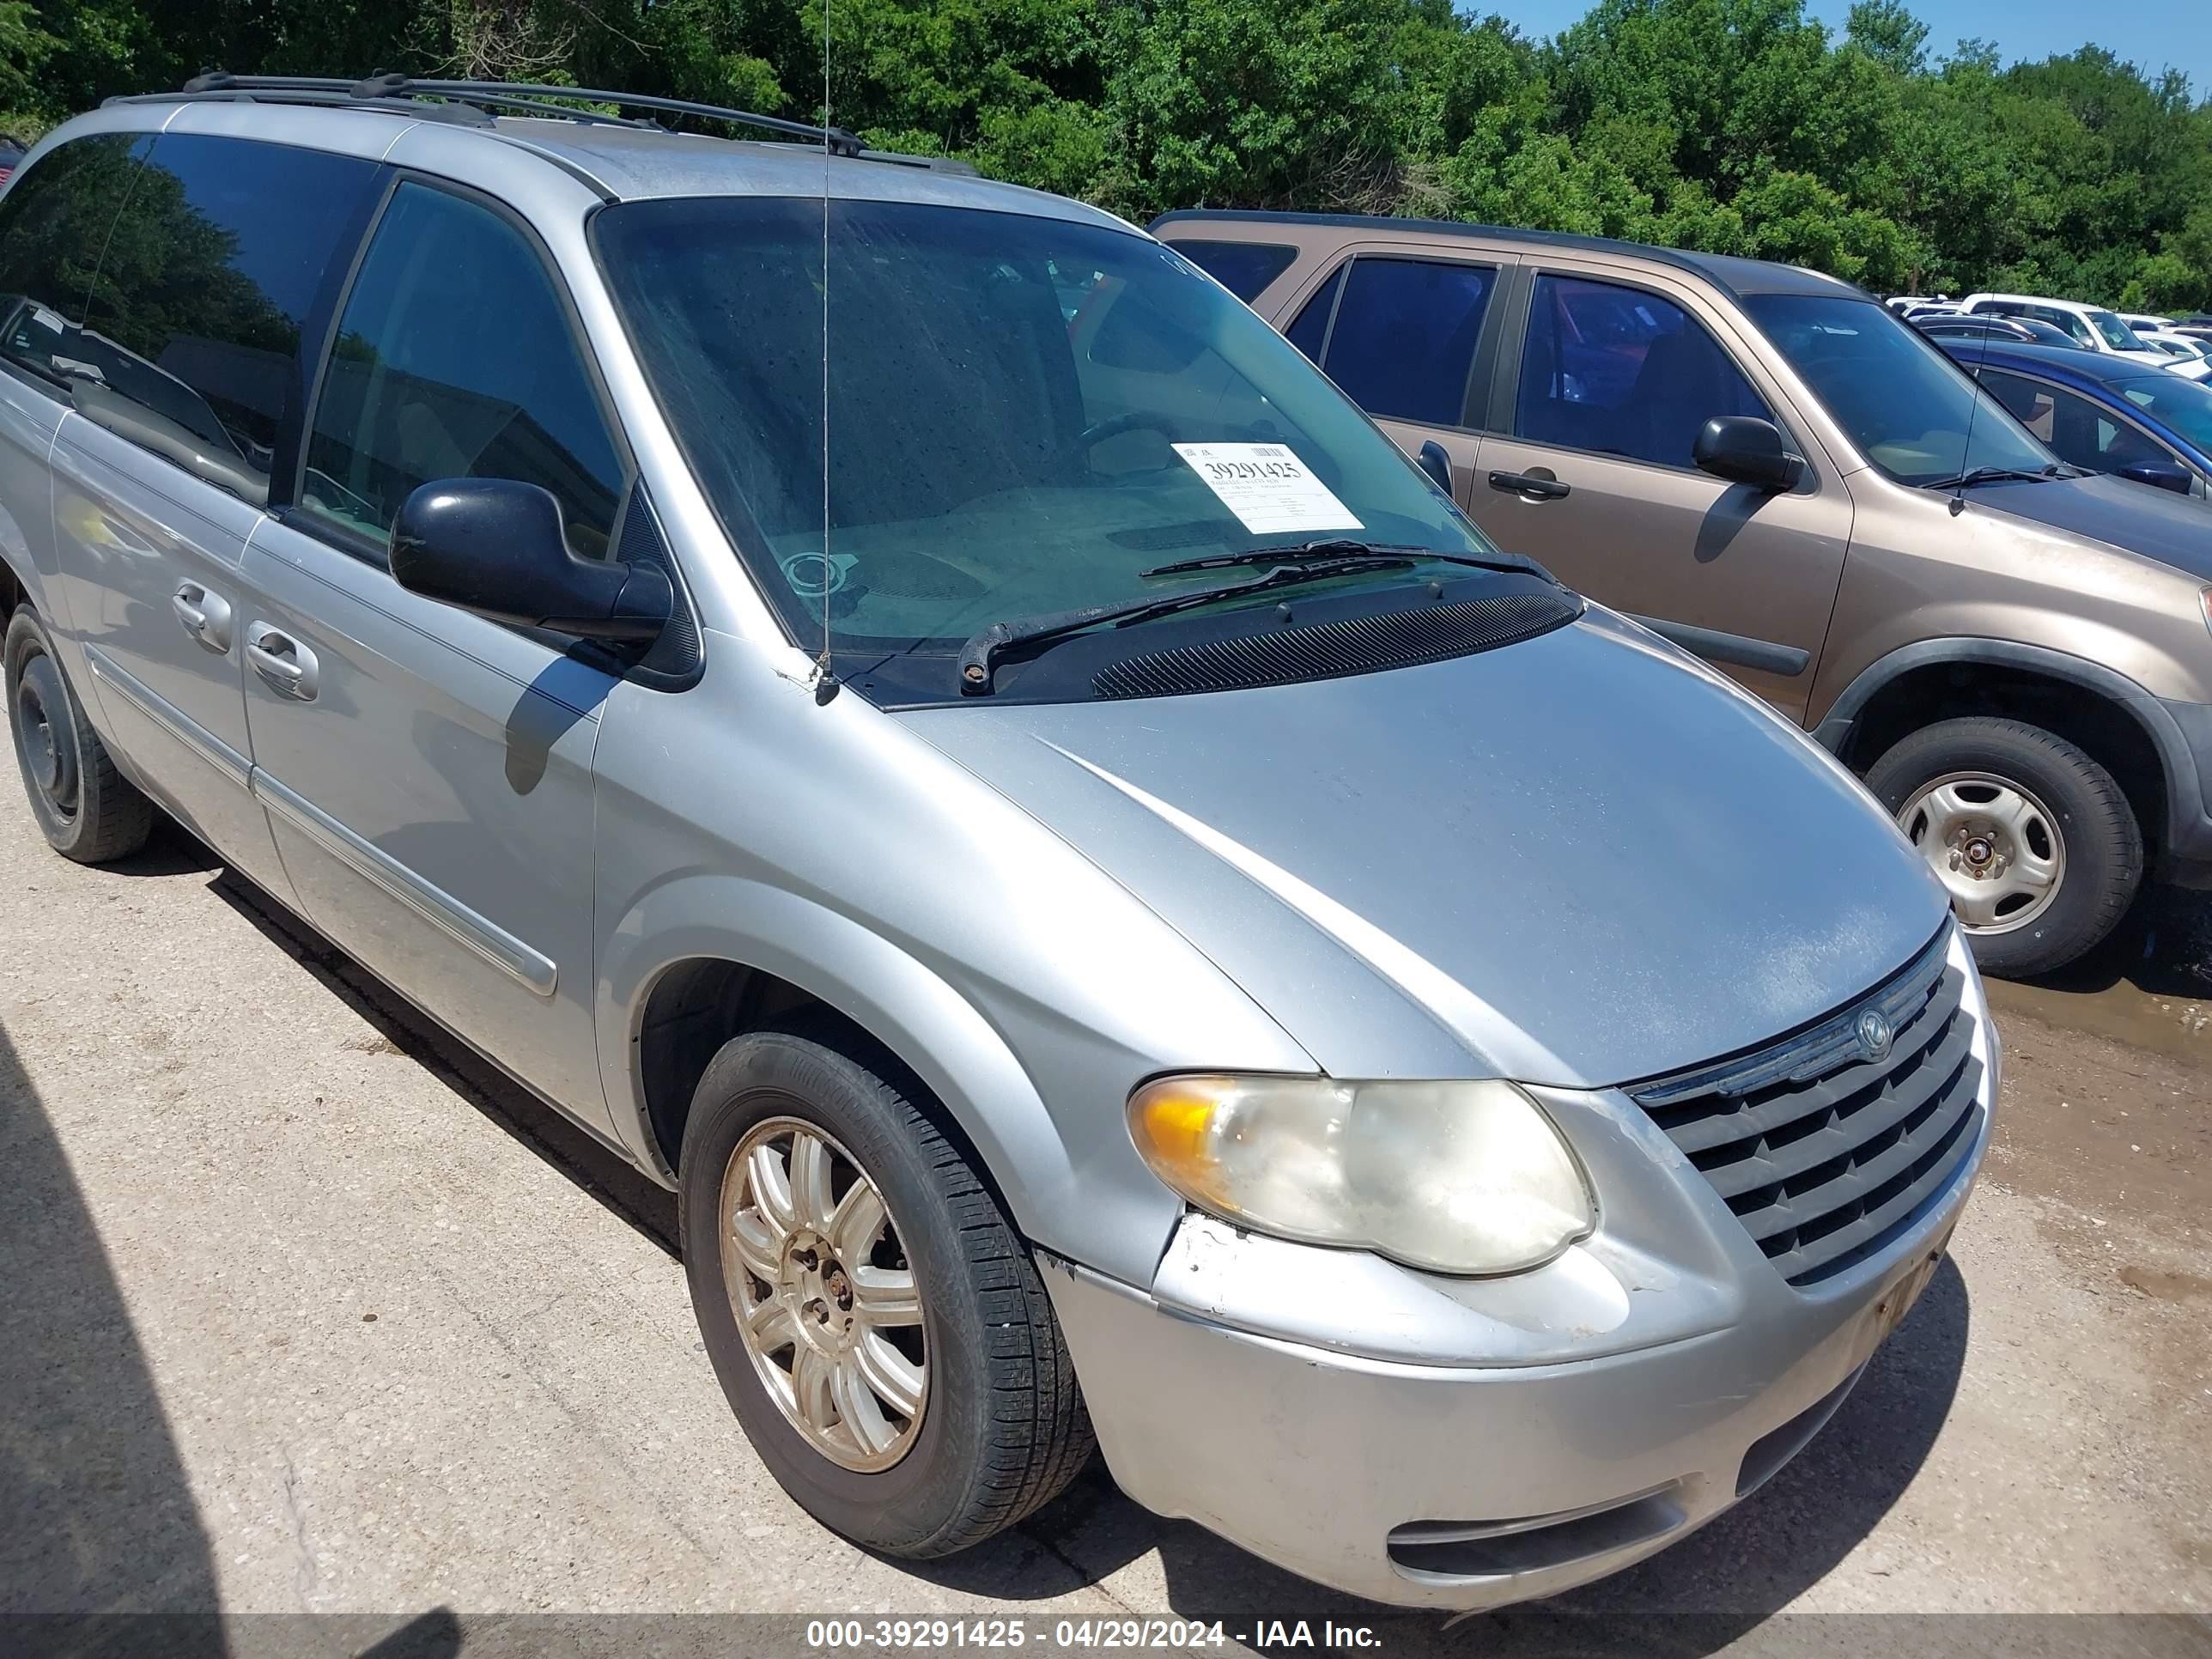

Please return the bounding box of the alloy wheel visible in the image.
[719,1116,927,1472]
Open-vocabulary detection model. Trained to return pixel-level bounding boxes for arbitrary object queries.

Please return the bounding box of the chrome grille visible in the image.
[1628,930,1983,1287]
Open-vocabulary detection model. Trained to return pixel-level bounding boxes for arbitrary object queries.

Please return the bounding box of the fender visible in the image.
[1811,635,2206,853]
[595,876,1211,1287]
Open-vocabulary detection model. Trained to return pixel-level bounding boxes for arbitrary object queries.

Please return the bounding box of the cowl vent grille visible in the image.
[1091,590,1579,700]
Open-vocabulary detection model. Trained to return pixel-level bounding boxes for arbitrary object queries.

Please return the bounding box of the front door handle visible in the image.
[1487,471,1572,501]
[246,622,319,702]
[171,581,234,651]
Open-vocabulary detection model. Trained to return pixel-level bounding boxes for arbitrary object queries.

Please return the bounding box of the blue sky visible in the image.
[1490,0,2209,96]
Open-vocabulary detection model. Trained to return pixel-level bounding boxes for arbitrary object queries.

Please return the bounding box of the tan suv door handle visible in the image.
[1488,471,1572,501]
[246,622,319,702]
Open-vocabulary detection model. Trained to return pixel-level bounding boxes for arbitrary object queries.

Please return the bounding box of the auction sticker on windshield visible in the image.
[1173,443,1363,535]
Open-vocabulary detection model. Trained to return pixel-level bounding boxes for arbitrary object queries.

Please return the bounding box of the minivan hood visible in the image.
[900,611,1948,1088]
[1974,471,2212,577]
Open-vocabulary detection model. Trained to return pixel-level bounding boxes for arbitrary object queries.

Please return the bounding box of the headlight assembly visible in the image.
[1127,1074,1594,1276]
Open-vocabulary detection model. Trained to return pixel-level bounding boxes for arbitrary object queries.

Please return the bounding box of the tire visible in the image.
[1865,715,2141,978]
[5,605,154,863]
[678,1018,1092,1558]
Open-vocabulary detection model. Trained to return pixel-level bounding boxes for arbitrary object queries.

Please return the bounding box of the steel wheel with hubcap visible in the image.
[720,1116,927,1472]
[12,646,80,830]
[1897,771,2064,932]
[5,605,154,862]
[1866,714,2140,979]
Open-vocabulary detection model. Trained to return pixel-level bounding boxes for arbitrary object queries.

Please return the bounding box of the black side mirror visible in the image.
[1693,416,1804,492]
[391,479,672,642]
[1415,440,1455,495]
[2114,459,2194,495]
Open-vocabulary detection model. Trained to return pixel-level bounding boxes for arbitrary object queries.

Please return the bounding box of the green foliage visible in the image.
[0,0,2205,307]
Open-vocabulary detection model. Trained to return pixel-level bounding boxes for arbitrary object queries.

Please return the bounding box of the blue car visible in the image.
[1937,338,2212,502]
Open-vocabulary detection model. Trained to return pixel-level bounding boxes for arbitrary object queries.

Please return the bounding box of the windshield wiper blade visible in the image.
[1922,465,2063,490]
[1141,537,1552,581]
[957,555,1417,696]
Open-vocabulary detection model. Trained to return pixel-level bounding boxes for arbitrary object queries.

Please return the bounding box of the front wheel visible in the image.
[678,1021,1092,1557]
[1866,715,2141,978]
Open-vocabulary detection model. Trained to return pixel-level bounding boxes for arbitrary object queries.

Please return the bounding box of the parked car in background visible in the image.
[0,78,1997,1614]
[1937,339,2212,500]
[1915,313,2073,348]
[1955,293,2168,366]
[2132,330,2212,381]
[0,135,25,187]
[2121,312,2175,336]
[1164,209,2212,975]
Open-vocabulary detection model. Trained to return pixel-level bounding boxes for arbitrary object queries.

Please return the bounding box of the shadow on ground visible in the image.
[0,1011,223,1648]
[2027,880,2212,1002]
[200,848,680,1261]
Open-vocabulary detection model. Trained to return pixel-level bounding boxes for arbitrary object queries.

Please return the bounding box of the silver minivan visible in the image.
[0,76,1995,1610]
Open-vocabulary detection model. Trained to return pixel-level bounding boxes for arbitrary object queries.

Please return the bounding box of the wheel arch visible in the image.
[596,877,1096,1257]
[1813,638,2186,859]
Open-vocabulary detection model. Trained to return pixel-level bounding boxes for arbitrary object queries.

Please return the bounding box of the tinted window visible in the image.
[1284,265,1343,363]
[1315,258,1492,426]
[301,183,624,559]
[1516,274,1770,468]
[1978,369,2179,474]
[1167,240,1297,303]
[1748,294,2053,485]
[0,135,143,387]
[2111,374,2212,452]
[76,134,377,480]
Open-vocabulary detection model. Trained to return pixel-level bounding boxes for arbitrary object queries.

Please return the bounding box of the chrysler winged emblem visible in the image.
[1855,1006,1894,1065]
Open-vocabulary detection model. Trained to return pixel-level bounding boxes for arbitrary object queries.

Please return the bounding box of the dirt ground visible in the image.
[1,788,2208,1657]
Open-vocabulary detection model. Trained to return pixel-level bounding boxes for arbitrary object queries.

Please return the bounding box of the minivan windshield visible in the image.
[1744,294,2060,486]
[593,198,1511,696]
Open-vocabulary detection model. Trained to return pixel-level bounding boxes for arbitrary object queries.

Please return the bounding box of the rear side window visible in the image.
[76,134,379,480]
[1307,257,1493,426]
[1515,273,1771,469]
[1284,265,1344,364]
[0,135,143,387]
[301,181,624,559]
[1166,240,1297,303]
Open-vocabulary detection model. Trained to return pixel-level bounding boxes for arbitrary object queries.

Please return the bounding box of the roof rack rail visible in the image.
[174,70,870,158]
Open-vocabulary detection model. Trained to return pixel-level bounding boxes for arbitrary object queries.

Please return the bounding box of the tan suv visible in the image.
[1157,210,2212,977]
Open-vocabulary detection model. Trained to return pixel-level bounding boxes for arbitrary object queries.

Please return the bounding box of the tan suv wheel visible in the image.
[1867,716,2141,979]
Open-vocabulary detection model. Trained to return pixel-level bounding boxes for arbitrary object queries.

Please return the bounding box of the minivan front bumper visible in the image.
[1042,940,1995,1611]
[1043,1158,1973,1609]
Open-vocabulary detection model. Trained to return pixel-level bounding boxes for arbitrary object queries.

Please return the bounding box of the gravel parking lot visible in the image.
[3,783,2209,1656]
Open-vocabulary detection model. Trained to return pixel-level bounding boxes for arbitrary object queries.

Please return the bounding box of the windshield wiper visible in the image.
[1142,537,1553,581]
[957,555,1419,695]
[1921,465,2064,491]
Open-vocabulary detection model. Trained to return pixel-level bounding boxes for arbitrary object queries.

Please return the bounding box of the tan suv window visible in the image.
[1309,257,1494,427]
[1515,274,1771,469]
